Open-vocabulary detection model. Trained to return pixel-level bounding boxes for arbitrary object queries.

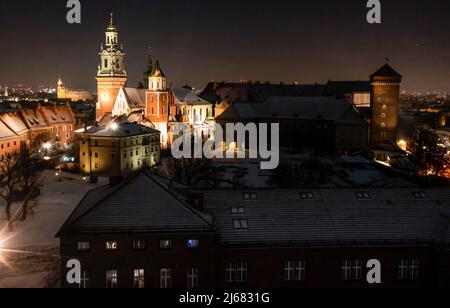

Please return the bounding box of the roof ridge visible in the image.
[142,172,215,228]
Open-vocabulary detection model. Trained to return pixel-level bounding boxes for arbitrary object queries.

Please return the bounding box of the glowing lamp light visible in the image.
[43,156,51,161]
[111,123,118,130]
[43,142,52,150]
[397,139,408,151]
[55,172,60,177]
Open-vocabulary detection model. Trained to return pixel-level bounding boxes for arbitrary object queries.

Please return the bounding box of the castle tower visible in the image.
[57,77,66,99]
[96,13,127,122]
[369,63,402,147]
[145,59,172,146]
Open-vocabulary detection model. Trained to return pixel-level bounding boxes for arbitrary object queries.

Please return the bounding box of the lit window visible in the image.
[106,241,118,250]
[243,192,257,200]
[187,239,199,248]
[77,242,90,251]
[300,192,315,200]
[233,219,249,229]
[160,268,171,288]
[105,270,118,288]
[284,261,306,282]
[133,240,145,250]
[382,105,387,110]
[236,262,248,282]
[160,240,172,250]
[187,268,199,289]
[133,269,145,289]
[355,192,371,199]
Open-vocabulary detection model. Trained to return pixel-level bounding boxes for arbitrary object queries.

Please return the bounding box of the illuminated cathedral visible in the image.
[95,13,214,147]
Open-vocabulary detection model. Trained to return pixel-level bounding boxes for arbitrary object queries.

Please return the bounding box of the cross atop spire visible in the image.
[107,12,117,32]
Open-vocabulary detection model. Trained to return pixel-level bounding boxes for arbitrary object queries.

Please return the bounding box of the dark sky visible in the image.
[0,0,449,92]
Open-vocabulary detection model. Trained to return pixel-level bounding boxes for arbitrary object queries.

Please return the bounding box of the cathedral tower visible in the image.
[57,77,66,99]
[145,59,172,146]
[369,63,402,147]
[96,13,127,121]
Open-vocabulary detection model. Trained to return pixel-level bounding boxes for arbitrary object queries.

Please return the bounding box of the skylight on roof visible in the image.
[412,192,428,199]
[243,192,257,200]
[299,192,315,200]
[231,207,246,215]
[233,219,249,230]
[355,192,371,199]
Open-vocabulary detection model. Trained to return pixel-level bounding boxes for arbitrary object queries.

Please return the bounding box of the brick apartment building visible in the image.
[0,104,76,157]
[57,173,450,288]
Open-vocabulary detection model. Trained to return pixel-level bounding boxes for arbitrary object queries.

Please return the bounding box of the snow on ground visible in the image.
[0,170,107,288]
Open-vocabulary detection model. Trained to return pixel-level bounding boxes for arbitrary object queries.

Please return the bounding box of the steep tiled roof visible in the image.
[41,105,75,125]
[173,88,212,106]
[57,173,214,235]
[92,122,159,138]
[123,88,146,109]
[370,64,402,79]
[19,108,48,129]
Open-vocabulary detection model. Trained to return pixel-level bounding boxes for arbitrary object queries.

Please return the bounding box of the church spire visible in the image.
[107,12,117,32]
[142,46,154,88]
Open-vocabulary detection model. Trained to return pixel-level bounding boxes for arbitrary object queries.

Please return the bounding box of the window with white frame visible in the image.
[133,269,145,289]
[355,192,371,199]
[79,271,91,288]
[398,259,420,280]
[105,270,118,288]
[236,262,248,282]
[187,268,199,289]
[160,268,172,288]
[133,240,145,250]
[231,207,246,215]
[77,241,90,251]
[225,262,236,283]
[160,240,173,250]
[284,260,306,282]
[341,260,362,281]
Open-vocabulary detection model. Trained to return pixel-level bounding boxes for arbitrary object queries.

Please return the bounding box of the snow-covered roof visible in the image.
[0,112,28,136]
[92,122,159,138]
[173,88,212,106]
[123,88,146,109]
[0,119,19,141]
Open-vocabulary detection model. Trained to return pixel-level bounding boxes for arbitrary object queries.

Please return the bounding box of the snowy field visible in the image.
[0,171,107,288]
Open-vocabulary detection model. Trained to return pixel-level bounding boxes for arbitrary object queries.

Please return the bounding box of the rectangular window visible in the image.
[133,269,145,289]
[187,268,199,289]
[236,262,248,282]
[160,268,171,288]
[187,239,199,248]
[133,240,145,250]
[80,271,91,289]
[284,261,306,282]
[77,242,90,251]
[95,152,98,158]
[111,152,116,159]
[225,262,236,283]
[160,240,173,250]
[341,260,362,281]
[398,259,420,280]
[105,270,118,288]
[106,241,118,250]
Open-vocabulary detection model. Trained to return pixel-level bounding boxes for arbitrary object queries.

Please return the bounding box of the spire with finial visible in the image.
[107,12,117,32]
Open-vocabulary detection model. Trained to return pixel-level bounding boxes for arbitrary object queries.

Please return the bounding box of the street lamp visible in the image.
[111,123,118,130]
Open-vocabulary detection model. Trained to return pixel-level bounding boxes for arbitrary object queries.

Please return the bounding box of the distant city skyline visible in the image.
[1,0,450,92]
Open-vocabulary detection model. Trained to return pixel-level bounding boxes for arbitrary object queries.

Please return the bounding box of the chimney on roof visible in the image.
[187,193,204,211]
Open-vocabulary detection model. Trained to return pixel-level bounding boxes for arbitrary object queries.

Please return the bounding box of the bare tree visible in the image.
[0,153,22,231]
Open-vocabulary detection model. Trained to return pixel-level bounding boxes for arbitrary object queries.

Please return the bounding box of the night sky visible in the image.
[0,0,449,92]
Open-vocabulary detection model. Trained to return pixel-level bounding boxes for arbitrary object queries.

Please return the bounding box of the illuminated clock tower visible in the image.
[369,63,402,146]
[96,13,127,122]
